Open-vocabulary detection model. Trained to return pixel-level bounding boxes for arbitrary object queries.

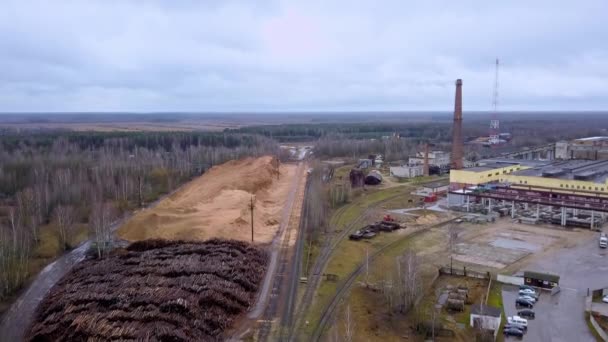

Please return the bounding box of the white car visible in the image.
[508,315,528,327]
[519,295,537,303]
[603,295,608,303]
[519,289,536,296]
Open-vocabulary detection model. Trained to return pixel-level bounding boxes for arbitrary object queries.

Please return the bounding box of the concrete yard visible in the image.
[450,218,580,271]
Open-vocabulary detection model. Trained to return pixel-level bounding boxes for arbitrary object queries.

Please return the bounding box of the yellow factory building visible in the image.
[450,159,608,195]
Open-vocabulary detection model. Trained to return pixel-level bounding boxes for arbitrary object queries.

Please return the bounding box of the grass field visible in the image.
[299,184,417,336]
[297,178,463,339]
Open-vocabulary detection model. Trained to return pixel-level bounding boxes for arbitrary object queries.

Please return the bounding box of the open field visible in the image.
[118,156,296,244]
[27,239,267,341]
[326,220,457,341]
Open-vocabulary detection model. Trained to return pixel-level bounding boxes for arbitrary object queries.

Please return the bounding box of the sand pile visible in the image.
[416,213,439,225]
[117,156,297,244]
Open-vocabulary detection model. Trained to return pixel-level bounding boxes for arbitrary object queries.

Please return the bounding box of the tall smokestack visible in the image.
[451,79,464,170]
[423,143,430,177]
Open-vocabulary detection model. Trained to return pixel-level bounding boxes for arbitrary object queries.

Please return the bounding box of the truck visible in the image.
[600,233,607,248]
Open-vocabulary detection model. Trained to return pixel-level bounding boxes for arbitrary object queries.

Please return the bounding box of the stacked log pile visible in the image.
[446,286,469,312]
[27,239,267,341]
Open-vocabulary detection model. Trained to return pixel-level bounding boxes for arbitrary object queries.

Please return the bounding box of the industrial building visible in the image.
[448,159,608,229]
[470,304,502,339]
[556,136,608,160]
[443,76,607,230]
[409,151,451,169]
[502,136,608,161]
[389,164,424,179]
[420,180,450,195]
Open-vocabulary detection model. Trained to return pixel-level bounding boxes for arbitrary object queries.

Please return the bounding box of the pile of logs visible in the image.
[27,239,267,341]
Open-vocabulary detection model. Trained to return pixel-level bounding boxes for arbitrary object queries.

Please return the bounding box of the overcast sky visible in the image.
[1,0,607,112]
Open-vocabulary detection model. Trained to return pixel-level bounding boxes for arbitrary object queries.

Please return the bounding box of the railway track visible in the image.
[256,162,306,342]
[277,175,311,340]
[310,216,462,341]
[289,192,408,341]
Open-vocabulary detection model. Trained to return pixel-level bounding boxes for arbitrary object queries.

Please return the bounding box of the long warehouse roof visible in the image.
[512,159,608,183]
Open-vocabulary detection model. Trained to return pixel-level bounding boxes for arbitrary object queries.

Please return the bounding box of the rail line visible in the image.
[289,191,409,341]
[310,216,462,341]
[277,175,311,340]
[256,162,306,341]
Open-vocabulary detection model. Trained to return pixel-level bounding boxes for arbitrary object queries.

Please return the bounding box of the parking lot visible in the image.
[502,232,607,341]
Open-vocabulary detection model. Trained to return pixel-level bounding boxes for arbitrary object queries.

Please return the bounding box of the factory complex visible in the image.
[448,157,608,229]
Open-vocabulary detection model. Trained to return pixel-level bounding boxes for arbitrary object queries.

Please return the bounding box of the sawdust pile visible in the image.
[416,213,439,225]
[117,156,296,244]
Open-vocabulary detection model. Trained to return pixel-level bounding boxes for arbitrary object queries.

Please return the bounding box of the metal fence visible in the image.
[439,266,491,280]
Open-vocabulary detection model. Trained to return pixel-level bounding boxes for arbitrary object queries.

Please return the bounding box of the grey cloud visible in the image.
[0,0,607,111]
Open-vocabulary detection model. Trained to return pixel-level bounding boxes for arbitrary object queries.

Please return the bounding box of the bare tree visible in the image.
[382,274,394,314]
[396,250,422,313]
[16,188,40,242]
[0,208,32,299]
[305,165,329,234]
[53,205,76,251]
[90,202,115,259]
[343,304,354,342]
[447,223,459,255]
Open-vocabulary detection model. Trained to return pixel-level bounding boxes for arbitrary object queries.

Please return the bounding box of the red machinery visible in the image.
[424,194,438,203]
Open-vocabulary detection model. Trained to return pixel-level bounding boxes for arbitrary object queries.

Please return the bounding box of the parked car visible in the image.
[518,309,535,318]
[503,328,524,337]
[519,288,536,296]
[504,323,527,332]
[519,295,537,303]
[516,298,534,308]
[520,284,535,291]
[508,315,528,327]
[603,295,608,304]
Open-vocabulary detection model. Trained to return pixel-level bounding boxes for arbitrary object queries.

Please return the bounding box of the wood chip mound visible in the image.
[27,239,267,342]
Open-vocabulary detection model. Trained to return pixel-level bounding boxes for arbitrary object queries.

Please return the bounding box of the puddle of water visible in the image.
[491,238,540,252]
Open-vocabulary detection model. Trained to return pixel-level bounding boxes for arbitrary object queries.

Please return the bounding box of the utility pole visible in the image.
[250,196,255,243]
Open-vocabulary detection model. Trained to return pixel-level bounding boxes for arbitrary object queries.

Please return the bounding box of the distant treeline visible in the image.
[226,122,453,142]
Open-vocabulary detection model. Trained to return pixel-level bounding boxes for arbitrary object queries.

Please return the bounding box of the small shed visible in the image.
[470,303,502,339]
[523,271,560,289]
[390,164,424,178]
[422,180,450,194]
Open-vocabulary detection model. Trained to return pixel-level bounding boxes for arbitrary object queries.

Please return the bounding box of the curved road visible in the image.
[0,187,180,341]
[0,240,90,341]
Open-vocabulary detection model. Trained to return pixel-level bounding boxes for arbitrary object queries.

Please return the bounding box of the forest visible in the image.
[0,130,278,306]
[227,122,453,142]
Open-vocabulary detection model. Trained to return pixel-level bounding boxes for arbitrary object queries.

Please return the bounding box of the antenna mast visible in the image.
[489,58,500,146]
